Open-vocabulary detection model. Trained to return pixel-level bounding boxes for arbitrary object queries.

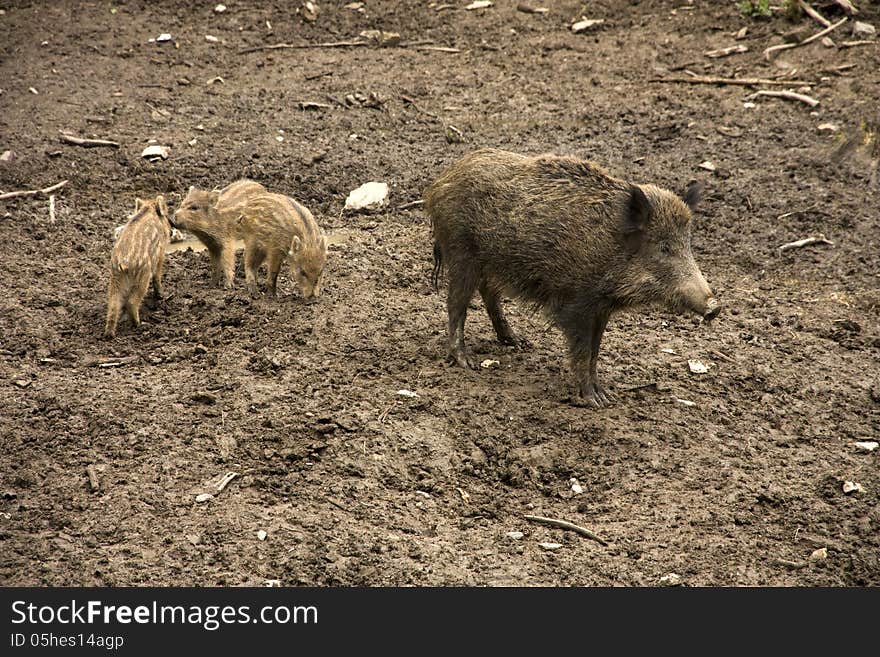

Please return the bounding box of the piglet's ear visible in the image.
[155,195,168,219]
[208,190,221,207]
[288,236,302,257]
[134,198,145,213]
[682,180,703,211]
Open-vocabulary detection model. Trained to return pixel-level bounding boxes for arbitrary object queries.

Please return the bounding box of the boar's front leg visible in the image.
[559,308,612,408]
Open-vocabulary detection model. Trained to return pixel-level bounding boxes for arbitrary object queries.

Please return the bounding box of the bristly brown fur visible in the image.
[423,147,716,406]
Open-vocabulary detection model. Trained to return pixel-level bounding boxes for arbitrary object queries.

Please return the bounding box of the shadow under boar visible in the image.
[424,148,720,407]
[104,195,172,338]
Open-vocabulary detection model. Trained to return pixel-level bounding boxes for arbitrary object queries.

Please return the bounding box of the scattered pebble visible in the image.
[301,1,320,22]
[842,481,863,494]
[817,123,839,132]
[659,573,681,585]
[852,21,876,38]
[854,441,878,452]
[264,579,281,587]
[141,144,169,160]
[660,348,676,354]
[506,531,524,540]
[195,493,213,503]
[155,33,172,43]
[214,4,226,12]
[345,181,389,211]
[743,102,756,109]
[569,477,583,494]
[675,398,696,407]
[480,359,500,369]
[465,1,494,9]
[572,18,604,33]
[698,161,716,172]
[808,547,828,562]
[0,150,13,163]
[29,87,38,94]
[687,359,709,374]
[257,530,267,541]
[538,542,563,550]
[205,35,219,43]
[396,389,418,398]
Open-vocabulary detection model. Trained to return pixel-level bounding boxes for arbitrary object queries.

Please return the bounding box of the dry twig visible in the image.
[651,75,811,87]
[523,514,608,546]
[839,40,876,48]
[798,0,831,27]
[0,179,68,201]
[705,45,748,58]
[777,234,834,253]
[59,133,120,148]
[746,89,820,107]
[397,199,425,210]
[763,17,847,59]
[49,195,56,223]
[238,40,368,54]
[86,465,100,492]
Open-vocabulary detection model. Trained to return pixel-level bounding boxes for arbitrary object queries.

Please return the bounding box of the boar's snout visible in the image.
[679,268,719,320]
[703,297,721,321]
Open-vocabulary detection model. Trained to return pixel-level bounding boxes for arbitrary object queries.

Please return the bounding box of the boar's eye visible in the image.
[188,204,200,211]
[299,268,307,278]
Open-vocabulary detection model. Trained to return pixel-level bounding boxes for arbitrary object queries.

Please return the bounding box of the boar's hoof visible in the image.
[448,348,477,370]
[703,298,721,322]
[501,334,532,350]
[576,382,612,408]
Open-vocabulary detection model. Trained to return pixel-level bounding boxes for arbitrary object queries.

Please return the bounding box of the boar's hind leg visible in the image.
[446,258,479,369]
[479,282,528,348]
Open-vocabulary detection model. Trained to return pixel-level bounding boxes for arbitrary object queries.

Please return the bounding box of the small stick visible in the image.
[238,40,367,54]
[397,199,425,210]
[0,179,68,201]
[523,514,608,546]
[798,0,831,28]
[651,75,811,87]
[831,0,858,15]
[705,45,748,58]
[212,471,238,493]
[763,17,847,60]
[86,465,100,492]
[773,558,808,570]
[415,46,461,53]
[400,94,441,120]
[60,133,120,148]
[839,40,876,48]
[48,195,56,223]
[746,89,819,107]
[777,234,834,253]
[304,70,333,81]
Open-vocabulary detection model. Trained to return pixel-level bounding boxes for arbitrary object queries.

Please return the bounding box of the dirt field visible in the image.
[1,0,878,587]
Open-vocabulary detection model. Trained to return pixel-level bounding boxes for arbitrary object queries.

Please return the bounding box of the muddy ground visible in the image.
[1,0,878,586]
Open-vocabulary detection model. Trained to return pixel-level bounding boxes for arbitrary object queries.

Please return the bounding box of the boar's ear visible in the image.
[134,198,145,213]
[208,190,221,208]
[682,180,702,211]
[288,236,302,257]
[623,186,651,252]
[155,195,168,219]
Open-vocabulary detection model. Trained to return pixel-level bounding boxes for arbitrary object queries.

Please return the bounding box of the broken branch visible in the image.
[239,40,368,54]
[86,465,100,492]
[49,195,56,223]
[59,133,120,148]
[523,514,608,546]
[705,45,749,58]
[746,89,819,107]
[0,179,68,201]
[764,17,847,60]
[777,234,834,254]
[651,75,811,87]
[798,1,831,27]
[397,199,425,210]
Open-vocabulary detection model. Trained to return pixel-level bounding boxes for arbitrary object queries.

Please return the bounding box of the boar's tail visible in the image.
[431,241,443,291]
